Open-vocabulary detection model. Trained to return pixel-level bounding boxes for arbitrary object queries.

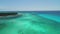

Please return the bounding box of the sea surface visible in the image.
[0,11,60,34]
[18,11,60,22]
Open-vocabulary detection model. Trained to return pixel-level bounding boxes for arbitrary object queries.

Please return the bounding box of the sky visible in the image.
[0,0,60,11]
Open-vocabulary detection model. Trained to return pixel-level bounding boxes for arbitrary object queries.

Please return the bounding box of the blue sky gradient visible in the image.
[0,0,60,11]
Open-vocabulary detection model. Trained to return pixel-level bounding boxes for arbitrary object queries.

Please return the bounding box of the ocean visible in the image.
[18,11,60,22]
[0,11,60,34]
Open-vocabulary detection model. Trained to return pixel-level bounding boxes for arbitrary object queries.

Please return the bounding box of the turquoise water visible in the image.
[39,14,60,22]
[0,13,60,34]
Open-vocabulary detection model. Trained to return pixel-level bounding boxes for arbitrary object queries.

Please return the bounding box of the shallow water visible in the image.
[39,14,60,22]
[0,12,60,34]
